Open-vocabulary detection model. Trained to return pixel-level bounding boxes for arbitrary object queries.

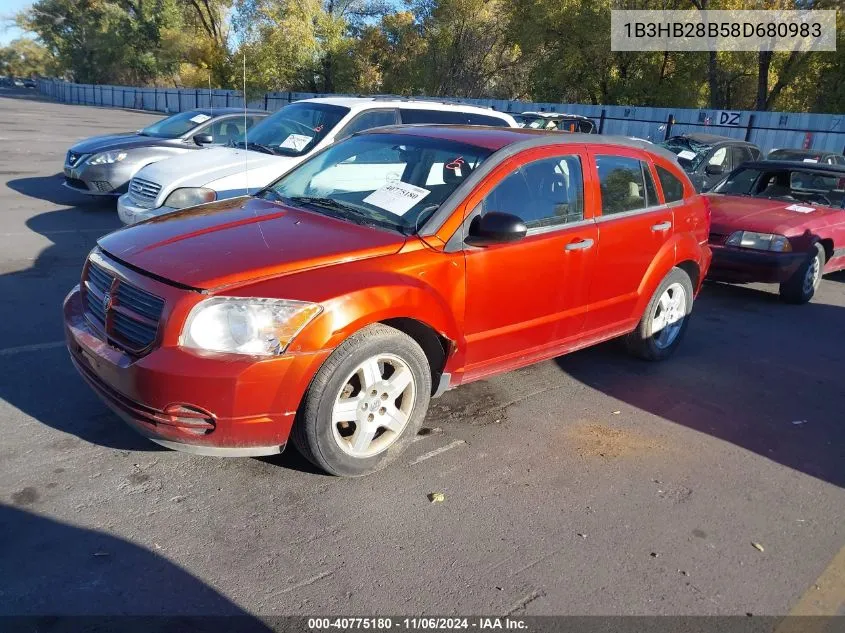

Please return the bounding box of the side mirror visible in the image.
[465,212,527,247]
[193,133,213,146]
[705,163,724,176]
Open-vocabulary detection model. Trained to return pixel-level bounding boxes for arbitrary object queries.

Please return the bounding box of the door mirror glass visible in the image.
[193,133,213,146]
[466,212,527,246]
[705,163,724,176]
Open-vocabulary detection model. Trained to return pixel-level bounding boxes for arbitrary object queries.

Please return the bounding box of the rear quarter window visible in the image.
[656,166,686,203]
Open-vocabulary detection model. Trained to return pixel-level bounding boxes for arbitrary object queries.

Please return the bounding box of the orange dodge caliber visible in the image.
[64,126,711,476]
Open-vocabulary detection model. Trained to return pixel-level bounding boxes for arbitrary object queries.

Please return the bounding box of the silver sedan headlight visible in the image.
[163,187,217,209]
[88,151,127,165]
[181,297,322,356]
[726,231,792,252]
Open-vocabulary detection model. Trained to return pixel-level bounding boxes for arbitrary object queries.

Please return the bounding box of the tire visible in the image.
[290,324,432,477]
[779,243,825,305]
[626,267,694,361]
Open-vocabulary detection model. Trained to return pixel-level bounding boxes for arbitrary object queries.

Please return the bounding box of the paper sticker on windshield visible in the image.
[279,134,313,151]
[677,150,697,160]
[363,181,430,216]
[803,158,819,163]
[190,114,211,124]
[785,204,815,213]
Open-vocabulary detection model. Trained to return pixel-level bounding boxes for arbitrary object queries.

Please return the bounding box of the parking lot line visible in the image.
[775,543,845,632]
[0,340,65,356]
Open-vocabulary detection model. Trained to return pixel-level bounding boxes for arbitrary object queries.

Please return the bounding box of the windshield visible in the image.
[712,166,845,207]
[140,111,212,138]
[230,102,349,157]
[258,134,493,234]
[659,137,712,172]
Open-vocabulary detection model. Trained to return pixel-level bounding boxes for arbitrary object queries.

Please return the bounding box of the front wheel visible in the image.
[779,244,824,305]
[291,324,432,477]
[626,267,694,361]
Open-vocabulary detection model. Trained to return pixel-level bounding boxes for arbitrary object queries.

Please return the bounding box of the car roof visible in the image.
[738,160,845,175]
[768,148,840,157]
[299,96,512,118]
[677,132,750,145]
[363,124,677,161]
[520,111,593,120]
[191,107,267,116]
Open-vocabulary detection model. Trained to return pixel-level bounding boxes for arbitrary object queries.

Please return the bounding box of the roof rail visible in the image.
[351,94,495,110]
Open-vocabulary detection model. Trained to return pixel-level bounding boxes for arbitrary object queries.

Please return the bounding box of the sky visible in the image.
[0,0,32,46]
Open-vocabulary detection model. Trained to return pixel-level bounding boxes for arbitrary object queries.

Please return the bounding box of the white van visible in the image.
[117,97,517,224]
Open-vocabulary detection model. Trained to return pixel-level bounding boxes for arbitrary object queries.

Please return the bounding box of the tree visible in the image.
[0,38,56,77]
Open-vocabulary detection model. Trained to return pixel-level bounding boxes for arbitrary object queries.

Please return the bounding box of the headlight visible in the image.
[725,231,792,252]
[88,151,127,165]
[163,187,217,209]
[181,297,322,356]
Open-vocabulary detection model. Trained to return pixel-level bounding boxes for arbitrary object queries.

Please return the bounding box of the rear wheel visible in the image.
[626,268,694,361]
[779,243,824,305]
[291,324,431,477]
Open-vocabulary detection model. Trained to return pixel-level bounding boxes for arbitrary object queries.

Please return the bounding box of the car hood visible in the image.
[707,194,841,236]
[135,146,295,192]
[69,133,175,154]
[98,196,407,290]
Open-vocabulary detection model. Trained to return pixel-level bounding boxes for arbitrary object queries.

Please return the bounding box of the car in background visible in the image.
[13,79,24,87]
[117,97,517,225]
[767,148,845,166]
[707,161,845,303]
[64,108,268,197]
[660,133,761,192]
[23,79,36,88]
[515,111,597,133]
[65,126,710,475]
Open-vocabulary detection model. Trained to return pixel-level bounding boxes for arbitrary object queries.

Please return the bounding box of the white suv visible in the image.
[117,97,517,225]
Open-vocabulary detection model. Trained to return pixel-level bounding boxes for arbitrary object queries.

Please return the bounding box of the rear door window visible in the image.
[400,109,508,127]
[595,155,648,215]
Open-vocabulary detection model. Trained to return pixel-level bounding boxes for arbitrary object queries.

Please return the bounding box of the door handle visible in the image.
[651,221,672,232]
[565,238,594,251]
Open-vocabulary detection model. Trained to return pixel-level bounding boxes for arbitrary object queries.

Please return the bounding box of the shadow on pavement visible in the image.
[555,281,845,488]
[7,172,115,208]
[0,503,272,625]
[0,205,152,451]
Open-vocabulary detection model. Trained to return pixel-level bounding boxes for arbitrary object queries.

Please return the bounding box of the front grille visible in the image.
[128,177,161,209]
[82,259,165,354]
[92,180,113,192]
[66,151,87,167]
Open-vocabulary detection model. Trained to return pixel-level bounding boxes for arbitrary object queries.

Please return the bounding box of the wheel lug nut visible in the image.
[379,407,386,415]
[381,393,388,400]
[371,389,378,396]
[367,413,374,422]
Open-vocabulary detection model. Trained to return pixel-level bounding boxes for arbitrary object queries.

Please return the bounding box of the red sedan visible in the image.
[64,126,710,475]
[707,161,845,303]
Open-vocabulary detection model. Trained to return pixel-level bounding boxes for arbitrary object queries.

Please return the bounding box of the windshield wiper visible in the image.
[231,140,276,155]
[288,196,373,226]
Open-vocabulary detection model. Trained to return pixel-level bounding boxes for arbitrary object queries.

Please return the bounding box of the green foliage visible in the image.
[0,38,57,77]
[13,0,845,112]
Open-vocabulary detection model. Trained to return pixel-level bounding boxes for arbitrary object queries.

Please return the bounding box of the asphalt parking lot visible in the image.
[1,88,844,621]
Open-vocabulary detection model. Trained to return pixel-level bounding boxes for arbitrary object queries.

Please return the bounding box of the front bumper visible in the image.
[708,244,804,284]
[117,194,175,225]
[63,285,330,456]
[63,160,139,196]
